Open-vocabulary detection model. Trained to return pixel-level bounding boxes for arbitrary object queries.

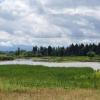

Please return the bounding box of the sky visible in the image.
[0,0,100,50]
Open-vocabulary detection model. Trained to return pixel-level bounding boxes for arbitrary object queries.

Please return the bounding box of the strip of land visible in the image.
[32,56,100,62]
[0,55,100,62]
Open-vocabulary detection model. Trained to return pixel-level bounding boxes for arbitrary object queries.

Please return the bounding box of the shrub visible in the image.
[0,56,14,61]
[87,51,96,57]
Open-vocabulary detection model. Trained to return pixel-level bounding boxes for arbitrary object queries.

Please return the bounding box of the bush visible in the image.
[87,51,96,57]
[0,56,14,61]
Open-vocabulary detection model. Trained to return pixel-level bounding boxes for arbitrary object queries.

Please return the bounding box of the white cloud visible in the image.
[0,41,12,47]
[47,7,100,20]
[0,0,31,18]
[0,0,100,48]
[0,31,11,40]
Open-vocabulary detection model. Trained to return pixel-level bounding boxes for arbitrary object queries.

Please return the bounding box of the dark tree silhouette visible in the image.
[30,43,100,57]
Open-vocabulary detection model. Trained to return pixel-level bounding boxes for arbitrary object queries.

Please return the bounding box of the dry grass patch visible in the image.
[0,89,100,100]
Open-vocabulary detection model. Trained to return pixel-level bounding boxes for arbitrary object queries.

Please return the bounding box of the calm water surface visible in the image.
[0,59,100,70]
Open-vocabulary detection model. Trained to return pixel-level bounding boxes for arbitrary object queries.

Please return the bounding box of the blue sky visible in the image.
[0,0,100,49]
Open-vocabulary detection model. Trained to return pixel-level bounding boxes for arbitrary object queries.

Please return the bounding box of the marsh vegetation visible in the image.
[0,65,100,91]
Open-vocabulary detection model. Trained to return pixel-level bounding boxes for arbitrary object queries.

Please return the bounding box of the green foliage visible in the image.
[0,55,14,61]
[0,65,99,91]
[87,51,96,57]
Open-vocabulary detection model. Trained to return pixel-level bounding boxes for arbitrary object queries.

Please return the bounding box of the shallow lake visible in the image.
[0,59,100,70]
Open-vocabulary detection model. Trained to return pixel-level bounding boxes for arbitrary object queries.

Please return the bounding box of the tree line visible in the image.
[31,43,100,57]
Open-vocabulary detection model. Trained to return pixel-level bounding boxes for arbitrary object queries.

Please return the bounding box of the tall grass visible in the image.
[0,65,99,91]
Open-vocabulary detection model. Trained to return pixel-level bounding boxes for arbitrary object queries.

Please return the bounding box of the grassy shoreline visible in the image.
[32,56,100,62]
[0,55,100,62]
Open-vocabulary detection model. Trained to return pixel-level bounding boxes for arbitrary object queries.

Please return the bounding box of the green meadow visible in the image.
[0,65,99,91]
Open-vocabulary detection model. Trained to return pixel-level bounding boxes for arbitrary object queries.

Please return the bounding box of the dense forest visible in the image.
[31,43,100,57]
[32,43,100,56]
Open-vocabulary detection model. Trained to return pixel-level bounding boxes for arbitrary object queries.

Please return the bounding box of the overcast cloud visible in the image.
[0,0,100,49]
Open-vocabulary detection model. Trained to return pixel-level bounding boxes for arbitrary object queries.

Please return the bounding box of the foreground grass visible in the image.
[0,89,100,100]
[32,56,100,62]
[0,65,100,100]
[0,65,100,91]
